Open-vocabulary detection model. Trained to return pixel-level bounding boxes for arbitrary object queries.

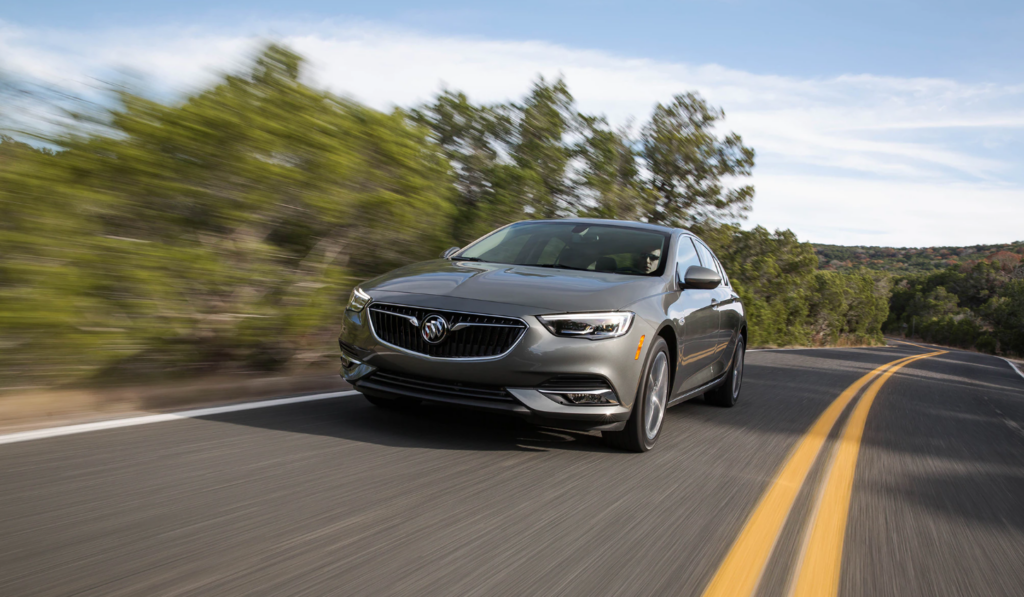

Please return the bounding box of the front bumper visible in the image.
[339,291,652,431]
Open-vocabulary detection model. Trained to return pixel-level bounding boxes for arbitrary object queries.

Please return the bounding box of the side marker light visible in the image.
[635,335,645,360]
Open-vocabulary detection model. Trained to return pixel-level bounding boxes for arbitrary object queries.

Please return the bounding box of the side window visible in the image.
[713,257,729,286]
[695,240,729,286]
[676,237,702,278]
[694,241,715,269]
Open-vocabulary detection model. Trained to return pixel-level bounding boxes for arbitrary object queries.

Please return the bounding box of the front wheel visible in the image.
[603,337,671,452]
[705,336,745,407]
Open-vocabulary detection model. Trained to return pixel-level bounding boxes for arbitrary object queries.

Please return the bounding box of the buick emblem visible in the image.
[420,314,449,344]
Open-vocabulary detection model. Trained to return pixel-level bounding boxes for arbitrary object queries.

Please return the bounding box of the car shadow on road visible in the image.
[200,346,909,455]
[199,394,620,453]
[204,349,893,455]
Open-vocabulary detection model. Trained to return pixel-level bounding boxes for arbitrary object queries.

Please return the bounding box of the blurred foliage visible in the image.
[1,46,453,386]
[642,94,755,227]
[1,43,892,389]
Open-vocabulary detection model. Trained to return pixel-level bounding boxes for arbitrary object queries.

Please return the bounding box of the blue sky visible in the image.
[9,0,1024,82]
[2,1,1023,246]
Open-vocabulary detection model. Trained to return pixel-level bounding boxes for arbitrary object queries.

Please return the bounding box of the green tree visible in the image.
[410,90,514,243]
[509,77,577,219]
[575,116,648,220]
[982,279,1024,354]
[641,93,755,228]
[839,270,889,343]
[711,226,818,346]
[807,271,849,345]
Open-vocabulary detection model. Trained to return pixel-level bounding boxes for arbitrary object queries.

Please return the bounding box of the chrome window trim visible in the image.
[367,302,530,362]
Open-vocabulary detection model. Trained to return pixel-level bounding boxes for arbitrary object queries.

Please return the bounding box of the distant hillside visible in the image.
[813,241,1024,273]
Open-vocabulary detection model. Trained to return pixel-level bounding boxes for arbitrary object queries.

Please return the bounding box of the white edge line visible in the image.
[1003,358,1024,380]
[0,390,361,446]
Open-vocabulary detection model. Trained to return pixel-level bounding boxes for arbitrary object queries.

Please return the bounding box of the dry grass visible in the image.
[0,368,349,433]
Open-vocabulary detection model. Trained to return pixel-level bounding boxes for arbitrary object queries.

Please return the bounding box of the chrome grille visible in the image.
[368,303,527,359]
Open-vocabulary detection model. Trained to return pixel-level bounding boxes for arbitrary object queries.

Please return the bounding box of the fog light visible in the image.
[540,389,618,405]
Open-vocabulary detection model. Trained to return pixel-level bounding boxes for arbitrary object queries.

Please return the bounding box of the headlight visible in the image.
[346,286,371,312]
[538,312,634,340]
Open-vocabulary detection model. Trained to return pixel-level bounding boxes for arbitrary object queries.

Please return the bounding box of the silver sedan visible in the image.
[338,219,747,452]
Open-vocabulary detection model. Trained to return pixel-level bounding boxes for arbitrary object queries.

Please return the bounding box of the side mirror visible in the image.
[441,247,461,259]
[679,265,721,289]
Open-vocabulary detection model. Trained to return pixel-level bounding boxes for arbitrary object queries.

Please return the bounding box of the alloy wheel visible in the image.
[732,341,745,400]
[645,352,669,440]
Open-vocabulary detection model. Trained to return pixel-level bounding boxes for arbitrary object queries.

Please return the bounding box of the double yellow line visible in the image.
[702,349,946,597]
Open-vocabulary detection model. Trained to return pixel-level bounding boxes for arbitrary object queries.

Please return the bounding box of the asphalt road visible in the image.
[1,343,1023,596]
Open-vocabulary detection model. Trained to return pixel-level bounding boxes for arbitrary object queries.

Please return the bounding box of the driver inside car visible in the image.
[641,247,662,274]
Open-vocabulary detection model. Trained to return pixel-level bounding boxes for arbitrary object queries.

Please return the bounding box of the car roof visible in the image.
[515,218,686,235]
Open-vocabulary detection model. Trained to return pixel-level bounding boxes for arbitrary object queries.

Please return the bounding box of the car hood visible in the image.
[362,259,665,312]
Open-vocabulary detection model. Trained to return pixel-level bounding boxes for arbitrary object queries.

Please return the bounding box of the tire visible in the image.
[705,335,745,407]
[603,337,671,452]
[364,392,421,410]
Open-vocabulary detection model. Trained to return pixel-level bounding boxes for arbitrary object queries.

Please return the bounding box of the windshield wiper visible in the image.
[453,257,490,263]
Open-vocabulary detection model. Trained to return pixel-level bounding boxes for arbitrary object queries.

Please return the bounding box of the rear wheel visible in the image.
[603,337,670,452]
[705,336,745,407]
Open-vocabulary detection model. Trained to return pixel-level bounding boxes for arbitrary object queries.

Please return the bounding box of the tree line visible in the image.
[0,44,890,389]
[816,242,1024,273]
[886,258,1024,355]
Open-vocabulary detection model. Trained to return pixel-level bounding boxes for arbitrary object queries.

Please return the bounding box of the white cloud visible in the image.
[1,19,1022,246]
[754,175,1023,247]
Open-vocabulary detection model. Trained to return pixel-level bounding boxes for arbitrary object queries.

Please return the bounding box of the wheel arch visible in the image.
[655,323,678,388]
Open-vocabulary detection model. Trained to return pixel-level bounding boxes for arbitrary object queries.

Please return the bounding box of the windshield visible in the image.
[457,221,671,277]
